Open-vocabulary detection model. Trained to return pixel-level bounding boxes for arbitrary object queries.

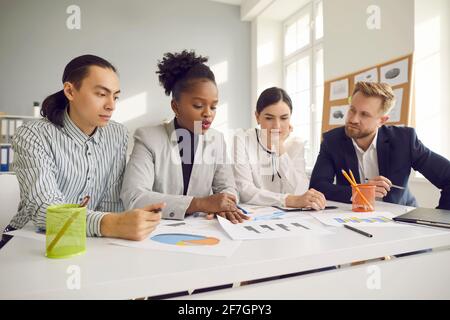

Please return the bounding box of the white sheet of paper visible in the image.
[329,105,349,125]
[237,204,278,214]
[237,204,298,219]
[5,223,46,242]
[380,58,409,86]
[217,215,332,240]
[109,225,241,257]
[308,211,408,227]
[354,68,378,83]
[330,78,349,101]
[160,214,218,229]
[386,88,403,123]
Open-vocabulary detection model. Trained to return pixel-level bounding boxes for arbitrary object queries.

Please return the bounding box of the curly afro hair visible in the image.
[156,50,216,99]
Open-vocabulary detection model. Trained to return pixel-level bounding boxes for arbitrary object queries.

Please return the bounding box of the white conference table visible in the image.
[1,201,450,300]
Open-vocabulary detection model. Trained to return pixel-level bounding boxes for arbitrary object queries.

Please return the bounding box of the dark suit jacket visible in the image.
[310,126,450,209]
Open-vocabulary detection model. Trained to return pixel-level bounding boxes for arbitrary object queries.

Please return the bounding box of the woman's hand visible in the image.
[286,189,326,210]
[206,209,249,224]
[188,193,238,213]
[270,124,293,155]
[188,193,249,224]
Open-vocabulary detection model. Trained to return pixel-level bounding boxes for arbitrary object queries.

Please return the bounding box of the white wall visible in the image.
[0,0,251,137]
[408,176,441,208]
[251,16,283,126]
[323,0,414,81]
[249,17,283,127]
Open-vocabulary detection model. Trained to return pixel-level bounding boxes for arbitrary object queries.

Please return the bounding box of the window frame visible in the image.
[282,0,324,169]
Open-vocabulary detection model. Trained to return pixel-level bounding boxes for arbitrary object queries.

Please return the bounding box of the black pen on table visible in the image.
[344,224,373,238]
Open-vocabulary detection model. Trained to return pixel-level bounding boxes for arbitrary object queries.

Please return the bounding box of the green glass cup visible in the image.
[46,204,86,259]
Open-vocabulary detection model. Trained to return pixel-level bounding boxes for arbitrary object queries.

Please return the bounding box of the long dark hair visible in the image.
[256,87,293,114]
[41,54,117,127]
[156,50,215,101]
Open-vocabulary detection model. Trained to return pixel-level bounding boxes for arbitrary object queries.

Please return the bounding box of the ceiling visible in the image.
[260,0,310,20]
[206,0,309,21]
[207,0,243,6]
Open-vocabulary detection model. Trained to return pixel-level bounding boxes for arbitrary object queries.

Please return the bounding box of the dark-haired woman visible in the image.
[232,87,326,210]
[0,55,163,249]
[121,50,248,224]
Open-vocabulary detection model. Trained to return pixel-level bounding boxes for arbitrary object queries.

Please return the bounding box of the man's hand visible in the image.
[367,176,392,198]
[100,202,165,241]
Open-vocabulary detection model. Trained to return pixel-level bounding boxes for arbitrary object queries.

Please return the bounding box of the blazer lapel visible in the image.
[342,133,361,184]
[376,126,390,177]
[164,120,185,195]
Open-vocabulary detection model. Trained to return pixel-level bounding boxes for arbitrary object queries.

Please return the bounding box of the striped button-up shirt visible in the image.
[8,110,128,237]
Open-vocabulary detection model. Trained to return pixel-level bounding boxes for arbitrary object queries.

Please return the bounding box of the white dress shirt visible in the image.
[232,128,309,207]
[351,130,380,184]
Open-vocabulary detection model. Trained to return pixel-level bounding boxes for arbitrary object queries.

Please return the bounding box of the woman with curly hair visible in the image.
[120,50,248,224]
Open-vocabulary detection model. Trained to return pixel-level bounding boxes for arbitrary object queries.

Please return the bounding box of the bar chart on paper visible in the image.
[333,216,392,224]
[252,211,285,221]
[237,204,299,221]
[217,216,332,240]
[309,211,406,227]
[151,233,220,246]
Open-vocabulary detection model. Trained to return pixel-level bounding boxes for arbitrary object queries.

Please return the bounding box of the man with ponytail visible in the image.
[0,55,163,249]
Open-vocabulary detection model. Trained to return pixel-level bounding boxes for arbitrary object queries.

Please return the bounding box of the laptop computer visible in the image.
[393,207,450,229]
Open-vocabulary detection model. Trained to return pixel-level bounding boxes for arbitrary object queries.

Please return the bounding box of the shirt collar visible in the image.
[352,129,378,154]
[62,109,101,145]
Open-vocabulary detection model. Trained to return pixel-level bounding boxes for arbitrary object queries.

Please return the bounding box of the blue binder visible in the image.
[0,145,9,171]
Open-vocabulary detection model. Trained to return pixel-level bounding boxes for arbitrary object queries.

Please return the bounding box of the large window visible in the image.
[414,0,450,166]
[283,0,323,168]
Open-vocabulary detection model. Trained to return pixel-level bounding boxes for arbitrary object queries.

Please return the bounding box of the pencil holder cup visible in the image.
[351,184,376,212]
[46,204,86,259]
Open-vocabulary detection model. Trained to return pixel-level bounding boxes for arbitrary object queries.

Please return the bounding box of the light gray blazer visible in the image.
[120,119,238,220]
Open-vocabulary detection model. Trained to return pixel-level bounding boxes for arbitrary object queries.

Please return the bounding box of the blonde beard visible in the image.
[344,125,375,140]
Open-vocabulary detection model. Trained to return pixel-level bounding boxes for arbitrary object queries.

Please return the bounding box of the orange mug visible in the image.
[351,184,376,212]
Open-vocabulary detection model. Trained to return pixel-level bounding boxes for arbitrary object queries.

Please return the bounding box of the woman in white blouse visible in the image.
[233,87,326,210]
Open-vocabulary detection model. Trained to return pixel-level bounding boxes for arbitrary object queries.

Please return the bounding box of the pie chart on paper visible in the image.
[150,233,220,246]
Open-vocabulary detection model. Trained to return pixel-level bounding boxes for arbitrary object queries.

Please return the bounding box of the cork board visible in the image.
[322,54,413,134]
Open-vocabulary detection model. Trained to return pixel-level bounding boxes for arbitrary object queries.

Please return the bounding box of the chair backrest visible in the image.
[0,174,20,231]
